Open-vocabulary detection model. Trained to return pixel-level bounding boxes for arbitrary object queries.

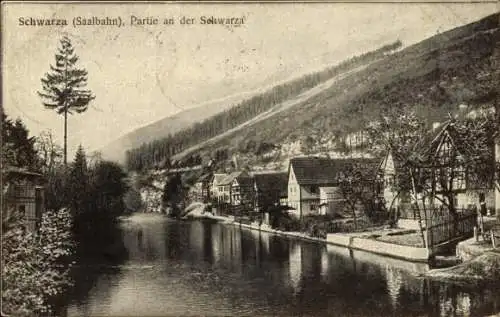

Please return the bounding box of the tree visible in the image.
[367,106,498,242]
[366,108,431,244]
[1,113,39,170]
[35,130,63,174]
[38,36,95,165]
[123,187,143,213]
[1,114,41,224]
[88,161,128,218]
[338,161,383,229]
[1,114,74,316]
[68,145,89,214]
[423,109,497,220]
[162,173,185,217]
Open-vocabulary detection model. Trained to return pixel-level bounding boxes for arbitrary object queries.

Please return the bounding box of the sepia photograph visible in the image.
[1,1,500,316]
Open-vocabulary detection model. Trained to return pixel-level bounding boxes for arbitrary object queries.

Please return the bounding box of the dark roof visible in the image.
[212,173,228,185]
[2,166,43,178]
[196,173,212,183]
[219,171,250,186]
[289,157,379,186]
[253,172,288,196]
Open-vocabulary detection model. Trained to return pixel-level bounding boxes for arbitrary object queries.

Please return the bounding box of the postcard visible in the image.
[2,1,499,317]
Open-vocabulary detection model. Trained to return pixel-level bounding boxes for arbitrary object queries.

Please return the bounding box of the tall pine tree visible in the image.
[38,36,95,165]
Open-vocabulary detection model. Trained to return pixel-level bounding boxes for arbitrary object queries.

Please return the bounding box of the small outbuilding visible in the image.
[2,166,45,232]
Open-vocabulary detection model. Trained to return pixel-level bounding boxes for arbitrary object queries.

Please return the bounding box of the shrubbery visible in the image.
[2,208,74,316]
[123,187,143,213]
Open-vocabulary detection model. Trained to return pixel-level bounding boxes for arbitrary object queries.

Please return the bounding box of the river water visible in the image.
[64,214,500,317]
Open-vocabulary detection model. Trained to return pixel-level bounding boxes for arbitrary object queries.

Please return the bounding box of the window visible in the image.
[438,138,452,164]
[19,205,26,218]
[310,185,319,194]
[385,175,395,187]
[310,204,317,211]
[453,165,466,190]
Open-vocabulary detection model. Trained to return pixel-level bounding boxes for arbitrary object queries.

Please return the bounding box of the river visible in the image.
[63,214,500,317]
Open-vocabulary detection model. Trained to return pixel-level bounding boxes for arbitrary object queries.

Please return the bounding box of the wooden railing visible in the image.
[425,211,476,248]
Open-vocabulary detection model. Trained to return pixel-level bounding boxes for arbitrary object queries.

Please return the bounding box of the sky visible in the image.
[2,2,497,159]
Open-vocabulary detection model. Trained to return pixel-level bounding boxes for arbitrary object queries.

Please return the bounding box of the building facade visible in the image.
[3,167,45,232]
[287,157,378,218]
[381,121,498,220]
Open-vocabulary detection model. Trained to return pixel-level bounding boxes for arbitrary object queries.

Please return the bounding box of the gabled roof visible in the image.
[253,172,288,196]
[212,173,228,185]
[196,173,212,183]
[380,151,405,175]
[422,120,487,164]
[218,171,250,186]
[289,157,379,186]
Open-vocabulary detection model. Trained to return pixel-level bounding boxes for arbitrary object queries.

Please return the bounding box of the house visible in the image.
[421,121,496,213]
[381,120,498,220]
[379,152,412,215]
[253,172,288,213]
[216,171,253,207]
[2,166,45,232]
[210,173,228,203]
[319,186,343,215]
[192,173,212,202]
[287,157,379,218]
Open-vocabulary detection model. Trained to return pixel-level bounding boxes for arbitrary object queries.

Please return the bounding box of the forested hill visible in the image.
[99,96,239,163]
[126,12,499,172]
[124,40,403,170]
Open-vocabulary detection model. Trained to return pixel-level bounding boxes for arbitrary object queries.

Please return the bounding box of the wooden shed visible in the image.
[2,166,45,232]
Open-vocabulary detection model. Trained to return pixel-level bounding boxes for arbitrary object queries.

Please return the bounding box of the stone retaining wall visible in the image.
[327,233,430,262]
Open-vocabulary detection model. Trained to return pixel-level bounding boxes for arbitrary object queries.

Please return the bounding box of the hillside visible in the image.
[103,40,401,165]
[173,13,500,167]
[124,41,404,170]
[125,13,499,172]
[99,97,239,163]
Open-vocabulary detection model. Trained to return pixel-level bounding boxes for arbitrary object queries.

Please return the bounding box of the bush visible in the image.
[301,216,329,238]
[270,212,301,232]
[2,208,74,316]
[123,188,143,213]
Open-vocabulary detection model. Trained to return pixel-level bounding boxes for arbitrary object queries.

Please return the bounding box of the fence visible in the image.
[425,210,476,248]
[326,217,374,233]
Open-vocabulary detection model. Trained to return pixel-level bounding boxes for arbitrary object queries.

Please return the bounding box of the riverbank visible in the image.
[187,210,330,244]
[186,207,435,260]
[185,210,432,261]
[424,251,500,285]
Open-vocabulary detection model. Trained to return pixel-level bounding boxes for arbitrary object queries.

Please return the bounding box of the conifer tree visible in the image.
[38,36,95,165]
[69,145,88,214]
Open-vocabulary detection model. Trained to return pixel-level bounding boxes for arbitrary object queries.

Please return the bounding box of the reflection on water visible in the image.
[65,215,500,317]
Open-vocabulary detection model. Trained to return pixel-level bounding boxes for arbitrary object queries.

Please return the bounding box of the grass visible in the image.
[374,232,425,248]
